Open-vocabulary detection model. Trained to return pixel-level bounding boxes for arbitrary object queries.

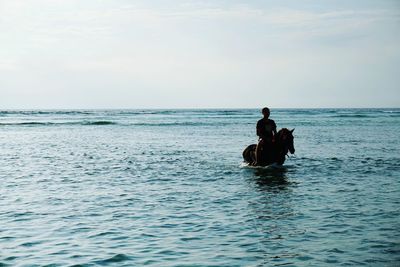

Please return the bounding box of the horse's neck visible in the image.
[275,134,287,152]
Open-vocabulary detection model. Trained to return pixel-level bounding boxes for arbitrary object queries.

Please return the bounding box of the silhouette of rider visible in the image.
[254,107,277,165]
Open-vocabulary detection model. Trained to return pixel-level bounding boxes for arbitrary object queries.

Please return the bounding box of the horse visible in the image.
[242,128,295,166]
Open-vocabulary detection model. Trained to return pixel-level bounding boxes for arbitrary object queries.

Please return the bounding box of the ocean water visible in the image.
[0,108,399,266]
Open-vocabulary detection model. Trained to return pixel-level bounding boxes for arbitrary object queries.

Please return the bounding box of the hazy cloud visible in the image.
[0,0,399,108]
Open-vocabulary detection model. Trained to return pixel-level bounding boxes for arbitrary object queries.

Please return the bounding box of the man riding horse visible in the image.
[254,107,277,165]
[243,107,295,166]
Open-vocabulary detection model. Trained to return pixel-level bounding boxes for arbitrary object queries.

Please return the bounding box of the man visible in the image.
[254,107,277,165]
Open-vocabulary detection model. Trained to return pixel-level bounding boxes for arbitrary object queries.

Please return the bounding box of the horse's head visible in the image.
[277,128,295,155]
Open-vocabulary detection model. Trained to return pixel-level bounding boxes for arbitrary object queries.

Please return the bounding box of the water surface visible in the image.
[0,109,399,266]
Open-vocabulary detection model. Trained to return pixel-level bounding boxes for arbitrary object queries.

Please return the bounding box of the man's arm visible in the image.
[256,120,264,139]
[256,121,262,137]
[272,120,277,136]
[257,120,268,140]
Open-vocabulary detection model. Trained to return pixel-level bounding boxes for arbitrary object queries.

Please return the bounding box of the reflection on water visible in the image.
[253,167,289,188]
[244,166,301,266]
[243,165,292,191]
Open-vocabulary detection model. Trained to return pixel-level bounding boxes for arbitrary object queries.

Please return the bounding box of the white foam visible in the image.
[240,162,283,169]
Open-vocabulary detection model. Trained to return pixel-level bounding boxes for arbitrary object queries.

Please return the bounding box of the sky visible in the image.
[1,0,399,109]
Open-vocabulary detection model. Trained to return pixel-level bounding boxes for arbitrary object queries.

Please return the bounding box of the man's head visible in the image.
[262,107,270,118]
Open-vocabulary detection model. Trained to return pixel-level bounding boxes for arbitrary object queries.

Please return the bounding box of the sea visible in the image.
[0,108,399,266]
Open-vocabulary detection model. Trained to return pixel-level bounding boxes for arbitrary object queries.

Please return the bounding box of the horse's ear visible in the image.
[290,128,295,133]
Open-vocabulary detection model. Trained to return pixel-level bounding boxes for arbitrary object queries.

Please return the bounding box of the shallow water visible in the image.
[0,109,399,266]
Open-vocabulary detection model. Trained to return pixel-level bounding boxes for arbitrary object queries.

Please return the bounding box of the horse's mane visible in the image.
[276,128,291,139]
[278,128,291,134]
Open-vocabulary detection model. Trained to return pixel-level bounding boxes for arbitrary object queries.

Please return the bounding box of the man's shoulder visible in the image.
[267,119,277,128]
[257,119,264,126]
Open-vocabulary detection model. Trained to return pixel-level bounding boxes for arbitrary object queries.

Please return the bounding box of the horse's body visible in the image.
[243,128,295,166]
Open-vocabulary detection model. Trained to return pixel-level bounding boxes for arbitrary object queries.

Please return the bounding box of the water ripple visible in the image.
[0,109,399,266]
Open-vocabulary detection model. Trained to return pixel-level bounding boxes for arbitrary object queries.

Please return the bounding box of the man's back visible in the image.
[257,118,276,141]
[254,107,276,166]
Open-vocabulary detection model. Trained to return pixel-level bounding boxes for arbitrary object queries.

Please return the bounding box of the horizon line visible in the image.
[1,107,399,110]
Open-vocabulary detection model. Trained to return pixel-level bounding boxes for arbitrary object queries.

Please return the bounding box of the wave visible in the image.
[0,120,236,127]
[0,121,117,126]
[133,121,238,127]
[81,121,116,125]
[331,114,372,118]
[0,122,55,126]
[18,122,52,125]
[94,254,131,264]
[331,113,400,118]
[328,108,400,118]
[0,110,96,116]
[0,109,257,117]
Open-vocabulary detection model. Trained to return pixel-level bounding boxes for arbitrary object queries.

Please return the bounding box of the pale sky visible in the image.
[1,0,399,109]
